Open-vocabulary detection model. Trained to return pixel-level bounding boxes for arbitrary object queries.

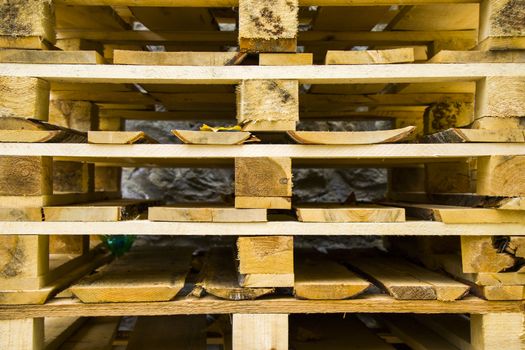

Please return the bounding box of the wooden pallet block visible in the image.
[287,126,415,145]
[149,205,267,222]
[296,205,405,223]
[0,0,55,46]
[477,156,525,196]
[0,77,50,120]
[127,316,207,350]
[344,253,469,301]
[43,199,155,221]
[237,236,294,288]
[172,130,255,145]
[197,247,274,300]
[87,131,158,144]
[233,314,288,350]
[325,48,415,65]
[294,251,370,300]
[70,248,193,303]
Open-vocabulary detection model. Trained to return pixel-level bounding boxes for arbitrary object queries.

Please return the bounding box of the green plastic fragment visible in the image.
[99,235,136,256]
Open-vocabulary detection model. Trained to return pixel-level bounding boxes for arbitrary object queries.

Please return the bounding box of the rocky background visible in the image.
[123,119,390,248]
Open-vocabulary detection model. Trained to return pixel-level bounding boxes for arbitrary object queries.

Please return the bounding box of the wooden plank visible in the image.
[44,317,86,350]
[0,318,44,350]
[237,80,299,131]
[287,126,415,145]
[114,50,246,66]
[235,196,292,209]
[87,131,157,144]
[0,50,103,64]
[149,205,267,223]
[0,0,55,43]
[44,199,154,222]
[429,50,525,63]
[172,130,254,145]
[0,117,87,143]
[198,247,274,300]
[477,156,525,196]
[238,0,298,52]
[471,313,525,350]
[346,253,469,300]
[232,314,288,350]
[127,316,207,350]
[380,315,461,349]
[397,193,525,210]
[59,317,120,350]
[414,314,470,350]
[296,205,405,222]
[475,77,525,119]
[291,314,394,349]
[389,203,525,223]
[326,48,415,65]
[0,294,522,320]
[294,251,370,300]
[424,128,525,143]
[70,248,193,303]
[235,157,292,198]
[0,191,120,209]
[0,77,49,120]
[237,236,294,288]
[259,53,313,66]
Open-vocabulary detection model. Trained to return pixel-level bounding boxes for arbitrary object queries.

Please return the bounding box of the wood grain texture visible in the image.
[149,205,267,222]
[259,53,313,66]
[287,126,415,145]
[235,157,292,197]
[424,128,525,143]
[233,314,288,350]
[0,117,87,143]
[0,156,52,196]
[0,50,103,64]
[477,156,525,196]
[0,77,49,120]
[172,130,254,145]
[44,199,154,222]
[429,50,525,63]
[326,48,415,64]
[235,196,292,209]
[0,318,43,350]
[88,131,157,144]
[296,205,405,223]
[471,313,525,350]
[114,50,246,66]
[0,0,55,42]
[461,236,515,273]
[475,77,525,119]
[70,248,193,303]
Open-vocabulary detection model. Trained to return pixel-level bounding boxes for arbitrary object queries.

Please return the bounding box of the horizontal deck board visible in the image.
[0,295,520,320]
[0,220,523,236]
[0,63,522,84]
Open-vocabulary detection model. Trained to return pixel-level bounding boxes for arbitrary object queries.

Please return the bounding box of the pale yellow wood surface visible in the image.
[235,157,292,199]
[424,128,525,143]
[471,313,525,350]
[0,318,44,350]
[44,199,152,222]
[296,205,405,222]
[88,131,157,144]
[475,77,525,119]
[461,236,515,273]
[430,50,525,63]
[259,53,313,66]
[0,77,49,120]
[477,156,525,196]
[0,50,103,64]
[0,0,55,42]
[70,248,193,303]
[235,196,292,209]
[237,236,294,275]
[233,314,288,350]
[149,206,267,222]
[172,130,254,145]
[326,48,415,65]
[287,126,415,145]
[114,50,245,66]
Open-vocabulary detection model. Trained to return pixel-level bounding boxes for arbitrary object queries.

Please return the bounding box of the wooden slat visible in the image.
[424,128,525,143]
[87,131,157,144]
[296,205,405,222]
[70,248,193,303]
[287,126,415,145]
[326,48,415,65]
[429,50,525,63]
[388,203,525,223]
[198,247,274,300]
[58,317,120,350]
[127,316,207,350]
[172,130,255,145]
[114,50,246,66]
[291,314,394,349]
[0,50,103,64]
[294,251,370,300]
[149,205,267,222]
[44,199,154,222]
[1,63,522,84]
[0,117,87,143]
[345,253,469,301]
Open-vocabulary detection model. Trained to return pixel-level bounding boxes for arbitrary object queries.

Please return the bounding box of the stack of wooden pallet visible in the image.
[0,0,524,349]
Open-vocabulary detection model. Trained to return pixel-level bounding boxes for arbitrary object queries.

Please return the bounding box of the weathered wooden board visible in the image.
[287,126,415,145]
[172,130,255,145]
[326,48,415,65]
[114,50,246,66]
[296,205,405,223]
[424,128,525,143]
[149,205,267,222]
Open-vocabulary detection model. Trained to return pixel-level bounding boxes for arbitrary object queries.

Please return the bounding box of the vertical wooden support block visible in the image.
[0,77,50,120]
[49,235,89,255]
[478,0,525,50]
[0,156,52,196]
[474,77,525,128]
[471,313,524,350]
[53,161,94,194]
[238,0,298,53]
[237,236,294,287]
[235,157,292,209]
[237,80,299,131]
[49,100,99,131]
[0,235,49,289]
[423,101,473,134]
[0,0,56,45]
[425,160,476,194]
[0,318,44,350]
[233,314,288,350]
[477,156,525,196]
[461,236,515,273]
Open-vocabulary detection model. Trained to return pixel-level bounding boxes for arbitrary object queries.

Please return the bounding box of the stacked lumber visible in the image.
[0,0,524,349]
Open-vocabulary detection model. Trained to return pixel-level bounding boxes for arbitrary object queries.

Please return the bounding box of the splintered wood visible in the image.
[345,253,469,301]
[238,0,298,52]
[237,80,298,131]
[198,247,274,300]
[237,236,294,288]
[70,248,193,303]
[294,251,370,300]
